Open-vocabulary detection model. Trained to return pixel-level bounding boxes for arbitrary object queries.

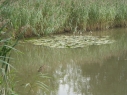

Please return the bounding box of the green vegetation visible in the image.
[2,1,127,94]
[0,24,18,94]
[27,35,115,48]
[0,24,50,94]
[0,0,127,38]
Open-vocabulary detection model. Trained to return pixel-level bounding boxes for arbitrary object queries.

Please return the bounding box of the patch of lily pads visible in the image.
[26,35,115,48]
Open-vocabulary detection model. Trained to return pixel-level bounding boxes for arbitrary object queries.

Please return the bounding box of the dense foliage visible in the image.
[0,0,127,38]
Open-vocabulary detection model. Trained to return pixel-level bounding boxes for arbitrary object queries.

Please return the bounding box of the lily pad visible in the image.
[25,35,115,48]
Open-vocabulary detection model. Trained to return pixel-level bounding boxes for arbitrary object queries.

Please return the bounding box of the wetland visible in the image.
[1,0,127,95]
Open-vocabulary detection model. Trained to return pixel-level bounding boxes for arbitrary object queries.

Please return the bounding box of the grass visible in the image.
[0,0,127,38]
[0,23,50,94]
[0,23,19,94]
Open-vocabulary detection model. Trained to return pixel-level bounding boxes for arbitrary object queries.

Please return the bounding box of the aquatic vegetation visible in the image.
[0,24,50,94]
[0,24,19,94]
[26,35,115,48]
[0,0,127,38]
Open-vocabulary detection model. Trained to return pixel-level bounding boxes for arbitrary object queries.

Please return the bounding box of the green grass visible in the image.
[0,23,50,94]
[0,0,127,38]
[0,23,19,94]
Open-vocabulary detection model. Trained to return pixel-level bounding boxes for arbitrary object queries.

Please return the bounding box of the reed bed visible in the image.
[0,0,127,37]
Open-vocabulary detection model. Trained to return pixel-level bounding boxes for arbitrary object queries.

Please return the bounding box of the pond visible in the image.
[12,28,127,95]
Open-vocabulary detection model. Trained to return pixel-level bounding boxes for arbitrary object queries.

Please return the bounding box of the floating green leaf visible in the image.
[26,35,115,48]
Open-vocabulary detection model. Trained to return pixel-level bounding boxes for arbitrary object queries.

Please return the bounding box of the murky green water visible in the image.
[12,28,127,95]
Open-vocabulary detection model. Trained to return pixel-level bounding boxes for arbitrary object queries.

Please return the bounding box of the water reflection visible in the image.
[12,28,127,95]
[81,53,127,95]
[51,51,127,95]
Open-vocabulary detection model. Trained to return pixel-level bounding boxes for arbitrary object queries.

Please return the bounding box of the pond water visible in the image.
[12,28,127,95]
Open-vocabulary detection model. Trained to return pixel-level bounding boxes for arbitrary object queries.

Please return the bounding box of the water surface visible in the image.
[12,28,127,95]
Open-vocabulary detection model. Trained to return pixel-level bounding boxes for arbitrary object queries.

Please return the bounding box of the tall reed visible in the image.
[0,23,18,94]
[0,0,127,38]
